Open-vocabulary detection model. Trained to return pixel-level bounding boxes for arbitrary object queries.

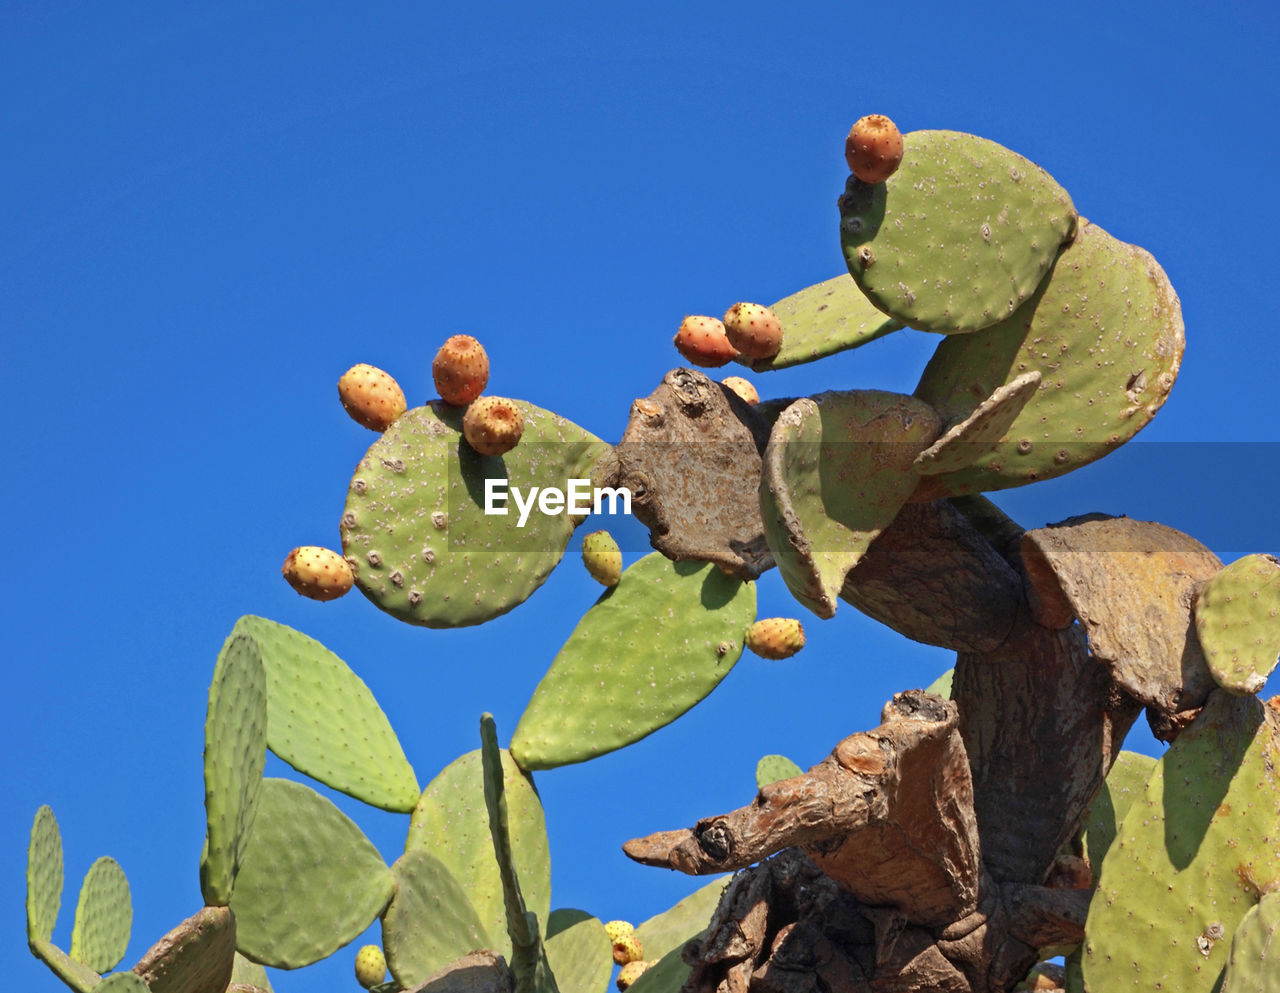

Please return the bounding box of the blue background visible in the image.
[5,3,1278,990]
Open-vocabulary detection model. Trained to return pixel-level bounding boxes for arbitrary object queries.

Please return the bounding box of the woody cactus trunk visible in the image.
[25,119,1280,993]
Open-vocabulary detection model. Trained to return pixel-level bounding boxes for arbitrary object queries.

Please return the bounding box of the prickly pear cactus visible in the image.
[68,856,131,973]
[1195,553,1280,694]
[545,910,612,993]
[1220,890,1280,992]
[755,754,802,788]
[26,805,62,946]
[341,399,611,628]
[511,552,755,770]
[839,129,1077,334]
[1080,691,1280,992]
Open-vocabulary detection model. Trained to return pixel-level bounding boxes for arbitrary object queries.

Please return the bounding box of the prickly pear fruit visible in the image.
[616,960,655,990]
[582,531,623,587]
[354,943,387,989]
[745,618,805,660]
[462,396,524,456]
[432,334,490,406]
[612,932,644,965]
[337,363,407,432]
[721,376,759,405]
[673,315,736,368]
[845,114,903,184]
[281,546,354,601]
[604,921,635,944]
[722,303,782,361]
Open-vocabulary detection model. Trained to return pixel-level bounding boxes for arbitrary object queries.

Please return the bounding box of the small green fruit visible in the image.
[582,531,623,587]
[745,618,805,660]
[354,943,387,989]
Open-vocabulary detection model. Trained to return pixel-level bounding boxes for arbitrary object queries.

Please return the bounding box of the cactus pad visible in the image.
[734,274,903,371]
[230,616,419,812]
[341,400,611,628]
[755,755,802,788]
[230,778,395,969]
[404,746,550,961]
[29,938,101,993]
[132,905,237,993]
[96,974,151,993]
[1195,554,1280,695]
[1220,890,1280,992]
[913,219,1183,497]
[27,805,63,944]
[634,877,730,963]
[760,391,941,618]
[925,668,954,699]
[545,910,612,993]
[510,553,756,770]
[69,856,131,972]
[1078,750,1156,873]
[911,371,1041,475]
[839,129,1076,333]
[1081,691,1280,992]
[381,849,491,988]
[230,952,272,991]
[201,630,267,907]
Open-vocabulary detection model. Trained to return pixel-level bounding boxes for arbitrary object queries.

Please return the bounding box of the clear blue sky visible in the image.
[5,3,1278,990]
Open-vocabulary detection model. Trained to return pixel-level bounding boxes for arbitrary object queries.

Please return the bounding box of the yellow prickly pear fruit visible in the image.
[845,114,904,184]
[582,531,623,587]
[721,375,759,405]
[354,943,387,989]
[604,920,635,944]
[616,960,656,990]
[282,546,354,601]
[433,334,490,406]
[722,303,782,361]
[612,932,644,965]
[338,363,406,432]
[745,617,806,660]
[462,396,524,456]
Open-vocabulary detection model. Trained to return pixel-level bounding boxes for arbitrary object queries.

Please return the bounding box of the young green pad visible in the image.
[1220,890,1280,992]
[201,630,267,907]
[132,905,237,993]
[509,553,756,770]
[69,856,131,972]
[229,778,395,969]
[734,274,903,372]
[924,668,954,699]
[1078,750,1156,872]
[381,849,491,989]
[1081,691,1280,993]
[231,615,419,812]
[404,747,551,962]
[27,805,63,944]
[1195,553,1280,695]
[760,391,941,618]
[634,876,730,964]
[913,219,1184,498]
[839,129,1076,334]
[545,910,612,993]
[341,400,611,628]
[755,754,802,788]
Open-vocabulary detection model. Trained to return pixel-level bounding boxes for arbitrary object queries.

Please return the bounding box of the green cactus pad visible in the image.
[839,129,1076,334]
[760,391,941,618]
[341,400,611,628]
[1081,691,1280,993]
[69,856,131,972]
[29,938,101,993]
[925,668,954,699]
[230,616,419,812]
[634,876,730,963]
[404,746,550,962]
[510,553,756,770]
[381,849,491,988]
[545,910,612,993]
[913,219,1184,497]
[1195,554,1280,695]
[1078,750,1156,872]
[733,274,903,372]
[755,755,802,788]
[201,630,267,907]
[27,805,63,944]
[628,944,691,993]
[132,905,237,993]
[1221,890,1280,992]
[96,974,150,993]
[911,371,1041,475]
[230,778,395,969]
[230,952,272,991]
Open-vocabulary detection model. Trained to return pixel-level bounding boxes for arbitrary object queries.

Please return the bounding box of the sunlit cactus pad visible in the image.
[382,849,490,988]
[839,129,1076,333]
[735,274,903,371]
[341,400,611,628]
[132,905,237,993]
[545,910,612,993]
[69,856,131,972]
[914,219,1184,497]
[1195,553,1280,695]
[1220,890,1280,992]
[1081,691,1280,992]
[26,805,63,945]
